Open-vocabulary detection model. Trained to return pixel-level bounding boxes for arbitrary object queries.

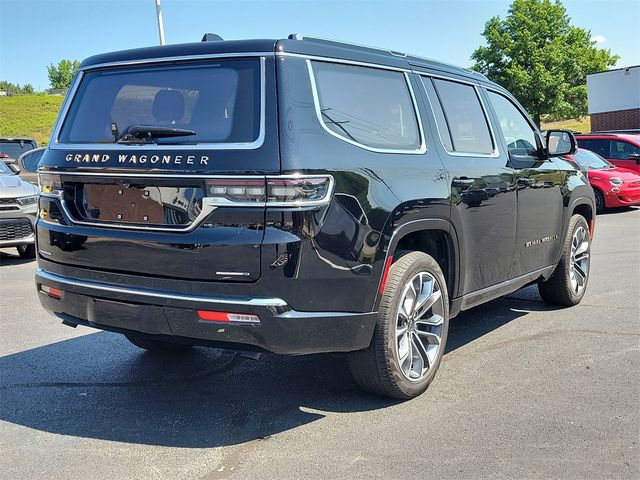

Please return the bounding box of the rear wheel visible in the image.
[594,189,605,214]
[125,334,193,353]
[16,244,36,259]
[349,251,449,400]
[538,215,591,306]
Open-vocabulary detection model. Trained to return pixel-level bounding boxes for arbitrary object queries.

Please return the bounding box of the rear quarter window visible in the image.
[309,61,421,151]
[58,59,261,145]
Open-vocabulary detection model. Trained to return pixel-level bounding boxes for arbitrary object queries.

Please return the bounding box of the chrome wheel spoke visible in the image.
[569,225,590,296]
[394,270,446,383]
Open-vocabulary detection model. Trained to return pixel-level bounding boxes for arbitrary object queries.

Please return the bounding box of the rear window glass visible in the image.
[310,61,420,151]
[0,140,36,158]
[432,79,494,155]
[58,59,261,145]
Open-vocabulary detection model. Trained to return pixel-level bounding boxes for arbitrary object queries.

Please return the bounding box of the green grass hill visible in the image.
[0,95,64,145]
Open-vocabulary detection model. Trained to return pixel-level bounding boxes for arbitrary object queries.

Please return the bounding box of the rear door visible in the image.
[421,76,517,294]
[37,55,279,282]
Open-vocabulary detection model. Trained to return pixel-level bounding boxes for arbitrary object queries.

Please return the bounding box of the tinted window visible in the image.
[610,140,640,160]
[487,91,537,157]
[311,61,420,150]
[577,139,610,158]
[432,79,493,155]
[0,160,12,175]
[0,140,36,158]
[59,59,261,145]
[421,78,453,151]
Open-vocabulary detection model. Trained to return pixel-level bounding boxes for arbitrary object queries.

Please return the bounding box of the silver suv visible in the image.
[0,161,38,258]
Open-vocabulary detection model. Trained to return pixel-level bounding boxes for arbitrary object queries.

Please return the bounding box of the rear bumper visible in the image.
[35,268,377,355]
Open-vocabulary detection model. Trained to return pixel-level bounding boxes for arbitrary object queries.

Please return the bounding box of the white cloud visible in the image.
[591,34,607,44]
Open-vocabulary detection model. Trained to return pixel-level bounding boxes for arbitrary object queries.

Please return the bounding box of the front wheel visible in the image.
[349,251,449,400]
[594,189,605,214]
[538,215,591,306]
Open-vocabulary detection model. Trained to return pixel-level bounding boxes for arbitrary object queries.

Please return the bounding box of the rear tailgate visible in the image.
[37,54,279,282]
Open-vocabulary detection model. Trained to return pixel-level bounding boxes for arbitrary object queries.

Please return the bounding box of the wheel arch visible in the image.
[374,219,461,310]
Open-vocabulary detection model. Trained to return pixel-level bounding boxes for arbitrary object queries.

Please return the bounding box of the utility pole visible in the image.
[155,0,166,45]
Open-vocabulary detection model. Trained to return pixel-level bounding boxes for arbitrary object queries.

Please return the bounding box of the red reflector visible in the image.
[197,310,260,324]
[379,256,394,294]
[589,218,595,238]
[40,285,62,299]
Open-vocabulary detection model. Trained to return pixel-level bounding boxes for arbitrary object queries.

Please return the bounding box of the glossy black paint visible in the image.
[35,36,595,354]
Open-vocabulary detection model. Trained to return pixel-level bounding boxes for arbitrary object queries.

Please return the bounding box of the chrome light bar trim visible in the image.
[36,269,288,307]
[37,174,335,232]
[49,56,267,151]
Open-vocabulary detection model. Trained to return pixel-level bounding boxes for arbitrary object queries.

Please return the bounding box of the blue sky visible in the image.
[1,0,639,90]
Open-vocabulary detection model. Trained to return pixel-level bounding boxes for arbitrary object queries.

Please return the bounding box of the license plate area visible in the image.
[65,177,205,228]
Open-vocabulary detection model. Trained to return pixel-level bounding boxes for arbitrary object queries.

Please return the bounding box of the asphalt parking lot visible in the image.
[1,207,638,480]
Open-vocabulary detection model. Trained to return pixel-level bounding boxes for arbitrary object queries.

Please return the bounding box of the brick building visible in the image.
[587,66,640,131]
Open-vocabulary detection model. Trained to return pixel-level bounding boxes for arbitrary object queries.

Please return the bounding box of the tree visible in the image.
[471,0,618,125]
[47,59,80,90]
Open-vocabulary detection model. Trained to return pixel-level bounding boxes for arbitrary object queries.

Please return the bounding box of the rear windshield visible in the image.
[0,140,36,158]
[58,59,261,145]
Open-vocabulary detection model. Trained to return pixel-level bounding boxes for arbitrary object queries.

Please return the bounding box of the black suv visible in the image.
[32,35,595,399]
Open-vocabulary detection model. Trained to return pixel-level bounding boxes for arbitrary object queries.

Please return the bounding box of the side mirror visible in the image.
[546,130,577,157]
[18,147,46,173]
[629,153,640,164]
[8,163,21,175]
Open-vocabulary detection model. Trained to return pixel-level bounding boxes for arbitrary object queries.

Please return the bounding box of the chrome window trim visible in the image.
[419,75,501,159]
[306,59,426,155]
[36,268,288,308]
[49,56,267,151]
[37,173,335,232]
[278,51,411,73]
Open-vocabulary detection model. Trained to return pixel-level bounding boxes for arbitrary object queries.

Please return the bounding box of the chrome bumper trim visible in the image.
[35,269,288,308]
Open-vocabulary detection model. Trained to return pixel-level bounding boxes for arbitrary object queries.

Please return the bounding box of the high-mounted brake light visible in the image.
[197,310,260,324]
[204,175,333,206]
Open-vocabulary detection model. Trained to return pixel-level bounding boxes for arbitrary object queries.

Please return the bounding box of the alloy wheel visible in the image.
[569,225,590,295]
[395,272,445,382]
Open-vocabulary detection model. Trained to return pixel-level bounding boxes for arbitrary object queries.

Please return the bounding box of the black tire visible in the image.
[125,334,193,353]
[594,188,605,214]
[348,251,449,400]
[538,215,591,306]
[16,244,36,259]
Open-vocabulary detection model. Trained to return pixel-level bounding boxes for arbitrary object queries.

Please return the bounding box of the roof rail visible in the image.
[586,129,640,135]
[288,34,407,58]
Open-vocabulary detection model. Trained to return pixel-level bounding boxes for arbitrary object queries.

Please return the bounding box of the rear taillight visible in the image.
[204,175,333,206]
[197,310,260,324]
[38,173,62,194]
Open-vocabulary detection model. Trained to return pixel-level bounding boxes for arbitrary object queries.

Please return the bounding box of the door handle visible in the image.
[452,177,474,188]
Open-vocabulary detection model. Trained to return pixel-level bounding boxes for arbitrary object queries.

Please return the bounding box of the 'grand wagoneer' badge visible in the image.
[65,153,210,166]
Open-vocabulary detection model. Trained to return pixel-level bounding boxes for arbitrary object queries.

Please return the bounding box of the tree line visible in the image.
[0,0,620,124]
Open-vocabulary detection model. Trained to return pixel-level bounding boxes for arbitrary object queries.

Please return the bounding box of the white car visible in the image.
[0,160,38,258]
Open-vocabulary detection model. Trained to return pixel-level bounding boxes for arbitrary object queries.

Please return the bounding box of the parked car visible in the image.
[29,34,594,399]
[563,148,640,213]
[0,160,38,258]
[576,133,640,174]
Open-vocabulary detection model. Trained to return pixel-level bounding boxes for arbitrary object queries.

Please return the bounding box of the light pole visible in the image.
[155,0,166,45]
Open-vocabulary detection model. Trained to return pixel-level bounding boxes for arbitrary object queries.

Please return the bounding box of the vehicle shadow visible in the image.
[599,206,639,215]
[0,250,35,266]
[0,286,555,448]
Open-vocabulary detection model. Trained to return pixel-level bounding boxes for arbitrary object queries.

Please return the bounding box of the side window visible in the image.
[310,61,421,151]
[421,77,453,151]
[610,140,640,160]
[432,78,494,155]
[577,139,610,158]
[486,91,538,158]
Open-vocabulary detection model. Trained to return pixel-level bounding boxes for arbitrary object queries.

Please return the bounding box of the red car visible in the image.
[576,133,640,174]
[564,148,640,213]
